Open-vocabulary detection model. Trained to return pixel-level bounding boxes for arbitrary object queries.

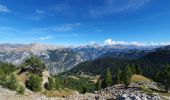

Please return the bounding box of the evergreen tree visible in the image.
[131,64,136,74]
[136,65,142,75]
[104,68,113,87]
[123,65,133,86]
[96,78,101,90]
[157,64,170,93]
[117,68,121,84]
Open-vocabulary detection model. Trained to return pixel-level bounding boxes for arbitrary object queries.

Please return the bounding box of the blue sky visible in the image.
[0,0,170,46]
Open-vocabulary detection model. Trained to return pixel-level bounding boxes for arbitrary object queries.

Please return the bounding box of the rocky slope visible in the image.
[0,43,83,74]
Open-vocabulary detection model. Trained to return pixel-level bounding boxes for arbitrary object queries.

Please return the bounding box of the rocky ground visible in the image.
[0,82,170,100]
[66,85,163,100]
[66,82,170,100]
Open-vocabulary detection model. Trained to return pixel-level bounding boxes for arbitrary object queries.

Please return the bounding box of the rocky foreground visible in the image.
[66,82,170,100]
[66,85,162,100]
[0,82,170,100]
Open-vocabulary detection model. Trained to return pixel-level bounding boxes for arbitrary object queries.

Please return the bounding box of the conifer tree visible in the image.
[105,68,113,87]
[96,78,101,90]
[157,64,170,93]
[136,65,142,75]
[131,64,136,74]
[117,68,121,84]
[123,65,133,86]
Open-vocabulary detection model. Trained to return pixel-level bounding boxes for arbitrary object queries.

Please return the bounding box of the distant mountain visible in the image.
[0,43,159,74]
[40,49,83,74]
[99,50,153,60]
[69,45,170,79]
[71,44,157,60]
[0,43,82,74]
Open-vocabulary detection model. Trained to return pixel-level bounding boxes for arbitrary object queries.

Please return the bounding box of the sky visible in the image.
[0,0,170,46]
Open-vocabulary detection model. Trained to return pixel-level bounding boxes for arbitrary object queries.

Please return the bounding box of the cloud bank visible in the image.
[104,39,170,46]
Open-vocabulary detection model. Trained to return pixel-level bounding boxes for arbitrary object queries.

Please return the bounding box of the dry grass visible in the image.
[16,72,29,83]
[131,75,151,83]
[44,88,75,97]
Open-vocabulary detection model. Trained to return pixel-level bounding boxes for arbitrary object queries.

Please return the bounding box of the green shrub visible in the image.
[26,74,42,92]
[0,75,7,86]
[17,85,25,94]
[7,74,18,90]
[55,78,60,90]
[45,77,55,90]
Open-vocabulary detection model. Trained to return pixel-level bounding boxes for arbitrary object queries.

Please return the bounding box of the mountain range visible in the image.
[0,43,159,74]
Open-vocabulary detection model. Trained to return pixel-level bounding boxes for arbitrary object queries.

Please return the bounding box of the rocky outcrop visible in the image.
[42,71,50,85]
[66,84,167,100]
[118,93,161,100]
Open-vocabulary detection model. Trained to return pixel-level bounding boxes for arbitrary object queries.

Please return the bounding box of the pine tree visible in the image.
[117,68,121,84]
[136,65,142,75]
[160,64,170,93]
[105,68,113,87]
[131,64,136,74]
[123,65,133,86]
[96,78,101,90]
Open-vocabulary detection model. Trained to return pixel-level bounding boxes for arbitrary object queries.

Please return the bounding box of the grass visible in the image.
[44,88,75,97]
[131,75,151,83]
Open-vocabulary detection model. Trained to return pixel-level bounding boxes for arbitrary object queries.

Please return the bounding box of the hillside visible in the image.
[70,45,170,77]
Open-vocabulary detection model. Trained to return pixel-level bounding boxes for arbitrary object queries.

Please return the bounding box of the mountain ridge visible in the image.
[0,43,161,74]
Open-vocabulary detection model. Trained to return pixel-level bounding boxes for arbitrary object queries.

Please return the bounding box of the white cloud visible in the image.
[0,4,11,13]
[104,39,129,45]
[36,10,45,14]
[55,34,78,37]
[104,39,113,45]
[131,41,146,46]
[37,36,53,41]
[90,41,96,45]
[90,0,150,17]
[24,23,81,34]
[53,23,81,32]
[27,10,47,20]
[104,39,170,46]
[150,42,170,46]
